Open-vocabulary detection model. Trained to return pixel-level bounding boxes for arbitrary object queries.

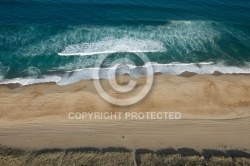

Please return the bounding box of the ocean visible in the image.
[0,0,250,85]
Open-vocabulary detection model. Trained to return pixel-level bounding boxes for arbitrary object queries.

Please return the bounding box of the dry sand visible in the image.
[0,74,250,151]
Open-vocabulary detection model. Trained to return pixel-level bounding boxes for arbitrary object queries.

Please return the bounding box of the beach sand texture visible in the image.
[0,74,250,151]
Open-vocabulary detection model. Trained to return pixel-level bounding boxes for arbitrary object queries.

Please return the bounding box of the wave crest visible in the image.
[58,37,166,56]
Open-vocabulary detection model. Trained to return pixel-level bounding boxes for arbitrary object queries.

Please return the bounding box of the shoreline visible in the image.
[1,70,250,88]
[1,61,250,86]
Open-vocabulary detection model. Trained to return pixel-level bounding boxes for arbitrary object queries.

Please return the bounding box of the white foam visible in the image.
[58,37,166,56]
[13,21,238,58]
[22,67,41,78]
[0,76,61,86]
[153,62,250,75]
[14,20,249,58]
[1,62,250,86]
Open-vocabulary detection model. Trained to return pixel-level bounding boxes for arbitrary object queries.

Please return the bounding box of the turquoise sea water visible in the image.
[0,0,250,85]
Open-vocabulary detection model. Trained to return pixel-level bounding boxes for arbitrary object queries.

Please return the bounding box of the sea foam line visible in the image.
[58,37,166,56]
[0,62,250,86]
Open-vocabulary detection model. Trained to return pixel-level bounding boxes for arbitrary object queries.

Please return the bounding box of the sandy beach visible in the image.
[1,0,250,165]
[0,74,250,152]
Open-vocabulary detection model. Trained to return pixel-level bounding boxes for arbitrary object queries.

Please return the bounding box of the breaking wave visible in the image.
[58,37,166,56]
[0,62,250,86]
[0,20,250,85]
